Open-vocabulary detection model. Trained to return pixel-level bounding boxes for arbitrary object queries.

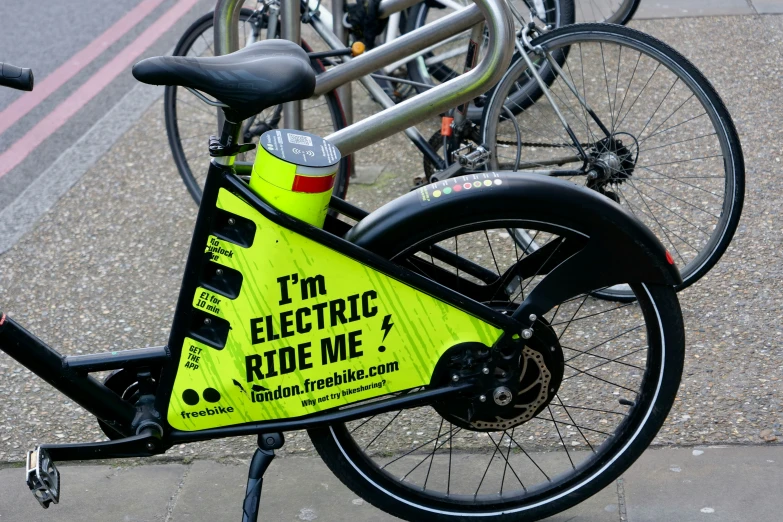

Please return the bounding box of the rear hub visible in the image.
[432,318,564,432]
[586,133,638,202]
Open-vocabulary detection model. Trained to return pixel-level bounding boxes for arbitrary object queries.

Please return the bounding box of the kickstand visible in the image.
[242,432,284,522]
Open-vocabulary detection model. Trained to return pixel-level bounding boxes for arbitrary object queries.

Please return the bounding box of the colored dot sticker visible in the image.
[203,387,221,403]
[483,180,492,186]
[433,190,442,198]
[494,179,503,185]
[473,181,481,188]
[463,183,472,189]
[182,389,199,406]
[453,184,462,192]
[443,187,452,194]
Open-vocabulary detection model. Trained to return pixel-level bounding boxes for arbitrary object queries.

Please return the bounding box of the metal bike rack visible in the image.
[212,0,515,155]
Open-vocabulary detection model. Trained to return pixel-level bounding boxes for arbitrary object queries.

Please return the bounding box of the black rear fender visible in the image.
[347,172,681,316]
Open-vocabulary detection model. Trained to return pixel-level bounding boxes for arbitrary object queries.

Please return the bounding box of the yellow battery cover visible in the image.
[250,129,341,227]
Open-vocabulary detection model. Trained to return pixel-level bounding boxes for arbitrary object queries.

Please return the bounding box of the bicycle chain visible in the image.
[496,139,590,149]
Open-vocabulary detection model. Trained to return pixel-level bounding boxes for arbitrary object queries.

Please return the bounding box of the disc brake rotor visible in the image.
[471,344,557,430]
[433,318,564,432]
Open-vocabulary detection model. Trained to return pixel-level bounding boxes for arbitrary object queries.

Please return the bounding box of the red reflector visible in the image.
[665,250,674,265]
[441,116,454,137]
[292,173,336,194]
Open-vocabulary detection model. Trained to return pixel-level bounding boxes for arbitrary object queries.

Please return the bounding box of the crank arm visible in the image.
[25,430,162,509]
[35,429,163,462]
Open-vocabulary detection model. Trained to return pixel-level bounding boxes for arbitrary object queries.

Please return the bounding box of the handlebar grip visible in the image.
[0,62,34,91]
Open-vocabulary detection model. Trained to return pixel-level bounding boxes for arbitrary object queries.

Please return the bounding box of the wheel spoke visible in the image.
[549,302,635,326]
[555,397,597,452]
[488,431,526,493]
[563,345,648,376]
[562,344,647,370]
[563,324,644,363]
[564,363,640,394]
[547,405,575,470]
[364,411,402,452]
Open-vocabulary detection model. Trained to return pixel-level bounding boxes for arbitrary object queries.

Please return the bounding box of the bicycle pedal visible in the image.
[26,447,60,509]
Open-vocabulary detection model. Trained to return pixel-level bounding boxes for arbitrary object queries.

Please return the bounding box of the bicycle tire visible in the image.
[575,0,640,24]
[308,202,685,520]
[403,0,574,122]
[164,9,350,205]
[481,23,744,299]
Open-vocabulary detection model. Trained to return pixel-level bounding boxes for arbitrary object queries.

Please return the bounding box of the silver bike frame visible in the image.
[213,0,513,156]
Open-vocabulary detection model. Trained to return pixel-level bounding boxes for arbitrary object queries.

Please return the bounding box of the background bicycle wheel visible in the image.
[164,8,349,204]
[481,24,744,300]
[403,0,572,123]
[574,0,641,24]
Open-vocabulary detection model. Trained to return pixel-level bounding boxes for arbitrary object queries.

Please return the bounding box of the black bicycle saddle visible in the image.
[132,40,316,121]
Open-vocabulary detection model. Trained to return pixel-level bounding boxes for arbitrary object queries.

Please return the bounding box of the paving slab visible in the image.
[351,164,385,185]
[0,458,617,522]
[635,0,755,19]
[623,446,783,521]
[0,463,186,521]
[146,456,620,521]
[3,447,782,521]
[754,0,783,14]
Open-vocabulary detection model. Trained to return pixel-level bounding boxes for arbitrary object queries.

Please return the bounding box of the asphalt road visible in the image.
[0,0,214,211]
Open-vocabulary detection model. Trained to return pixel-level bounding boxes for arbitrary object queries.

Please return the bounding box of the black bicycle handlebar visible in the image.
[0,62,34,91]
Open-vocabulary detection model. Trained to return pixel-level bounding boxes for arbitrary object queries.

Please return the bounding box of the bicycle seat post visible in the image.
[241,432,284,522]
[212,110,243,167]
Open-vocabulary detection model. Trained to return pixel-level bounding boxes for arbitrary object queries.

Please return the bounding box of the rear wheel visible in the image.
[164,9,349,204]
[309,212,684,521]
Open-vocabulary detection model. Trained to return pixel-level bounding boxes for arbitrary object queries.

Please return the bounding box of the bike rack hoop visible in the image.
[212,0,515,156]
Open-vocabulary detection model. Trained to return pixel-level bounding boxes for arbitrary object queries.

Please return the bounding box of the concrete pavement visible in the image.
[634,0,783,19]
[0,445,779,521]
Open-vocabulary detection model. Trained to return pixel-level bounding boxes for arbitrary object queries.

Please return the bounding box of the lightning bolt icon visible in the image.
[381,314,394,341]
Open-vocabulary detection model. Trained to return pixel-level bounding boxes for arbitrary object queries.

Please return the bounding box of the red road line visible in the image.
[0,0,200,179]
[0,0,165,137]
